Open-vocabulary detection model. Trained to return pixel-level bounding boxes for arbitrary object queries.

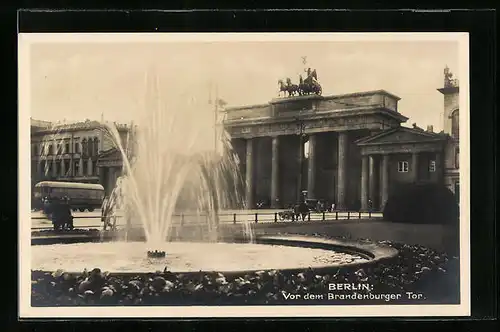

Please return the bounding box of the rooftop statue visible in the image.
[444,66,459,88]
[277,59,323,98]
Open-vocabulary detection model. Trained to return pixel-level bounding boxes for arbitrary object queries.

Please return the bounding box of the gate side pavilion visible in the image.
[222,90,448,211]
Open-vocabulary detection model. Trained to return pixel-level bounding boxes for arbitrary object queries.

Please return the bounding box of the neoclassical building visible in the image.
[223,69,459,211]
[30,119,133,196]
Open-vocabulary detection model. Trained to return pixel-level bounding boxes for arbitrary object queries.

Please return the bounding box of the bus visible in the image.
[33,181,105,212]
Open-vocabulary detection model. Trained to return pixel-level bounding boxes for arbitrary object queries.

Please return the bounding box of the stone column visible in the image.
[107,167,115,196]
[79,158,84,176]
[52,157,57,177]
[98,167,106,188]
[412,152,419,182]
[360,155,369,210]
[88,159,93,176]
[297,135,304,202]
[270,136,280,208]
[380,154,390,210]
[369,155,376,204]
[245,138,254,209]
[337,131,348,210]
[36,160,42,179]
[435,151,444,183]
[307,134,317,199]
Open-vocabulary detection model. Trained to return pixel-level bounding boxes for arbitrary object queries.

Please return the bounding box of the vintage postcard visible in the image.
[19,32,470,318]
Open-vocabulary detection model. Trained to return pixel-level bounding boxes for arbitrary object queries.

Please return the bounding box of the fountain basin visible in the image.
[31,235,398,274]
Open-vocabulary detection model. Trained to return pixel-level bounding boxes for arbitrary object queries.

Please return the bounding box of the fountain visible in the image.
[32,70,389,275]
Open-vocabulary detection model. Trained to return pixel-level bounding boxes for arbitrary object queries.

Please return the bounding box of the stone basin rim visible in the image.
[31,234,399,276]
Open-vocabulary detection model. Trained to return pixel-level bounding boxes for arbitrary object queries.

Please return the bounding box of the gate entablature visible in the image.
[223,90,407,139]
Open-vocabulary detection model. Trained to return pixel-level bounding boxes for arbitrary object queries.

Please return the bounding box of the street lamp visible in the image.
[295,116,306,203]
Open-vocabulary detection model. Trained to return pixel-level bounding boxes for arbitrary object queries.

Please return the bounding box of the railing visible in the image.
[31,210,383,230]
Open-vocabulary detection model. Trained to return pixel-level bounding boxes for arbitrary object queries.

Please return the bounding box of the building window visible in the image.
[82,138,88,156]
[74,160,80,175]
[74,139,80,154]
[93,137,99,156]
[455,147,460,169]
[54,161,60,176]
[429,160,436,172]
[57,142,62,155]
[64,160,70,177]
[397,161,409,173]
[92,162,98,176]
[65,140,70,154]
[46,143,54,155]
[451,109,459,139]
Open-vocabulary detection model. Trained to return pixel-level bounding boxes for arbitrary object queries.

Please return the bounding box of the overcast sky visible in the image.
[28,37,459,150]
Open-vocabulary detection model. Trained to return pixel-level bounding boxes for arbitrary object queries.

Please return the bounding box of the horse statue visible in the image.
[278,78,299,97]
[298,69,322,96]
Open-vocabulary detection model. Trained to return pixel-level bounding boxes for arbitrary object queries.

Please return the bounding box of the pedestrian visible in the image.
[51,198,65,231]
[275,198,280,209]
[101,196,112,231]
[299,200,309,221]
[62,197,74,230]
[292,203,300,222]
[331,202,336,212]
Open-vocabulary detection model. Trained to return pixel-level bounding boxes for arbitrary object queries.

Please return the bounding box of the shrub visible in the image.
[383,183,459,226]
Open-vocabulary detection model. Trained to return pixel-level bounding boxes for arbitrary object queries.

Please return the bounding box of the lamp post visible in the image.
[295,116,306,203]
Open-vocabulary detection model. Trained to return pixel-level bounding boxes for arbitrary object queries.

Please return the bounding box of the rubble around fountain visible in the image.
[31,236,460,306]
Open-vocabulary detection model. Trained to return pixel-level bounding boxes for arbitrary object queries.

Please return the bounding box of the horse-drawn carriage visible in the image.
[278,201,310,222]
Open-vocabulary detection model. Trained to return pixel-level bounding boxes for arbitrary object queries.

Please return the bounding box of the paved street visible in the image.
[31,209,383,230]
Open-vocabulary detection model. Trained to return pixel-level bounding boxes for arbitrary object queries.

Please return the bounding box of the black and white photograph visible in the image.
[19,32,469,318]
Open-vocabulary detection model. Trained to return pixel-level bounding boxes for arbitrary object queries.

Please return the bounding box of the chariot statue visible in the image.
[277,61,323,98]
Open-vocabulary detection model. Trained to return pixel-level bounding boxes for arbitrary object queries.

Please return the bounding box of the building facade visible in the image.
[438,66,460,199]
[30,119,133,196]
[223,69,458,211]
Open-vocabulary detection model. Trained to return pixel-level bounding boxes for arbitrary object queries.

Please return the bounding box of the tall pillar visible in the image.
[369,155,376,204]
[337,131,348,210]
[79,158,84,177]
[270,136,280,208]
[380,154,390,210]
[307,134,317,199]
[36,160,42,179]
[88,159,93,176]
[98,167,106,188]
[107,167,115,196]
[52,157,57,177]
[245,138,254,209]
[412,152,419,182]
[360,155,369,210]
[435,151,444,183]
[297,135,304,202]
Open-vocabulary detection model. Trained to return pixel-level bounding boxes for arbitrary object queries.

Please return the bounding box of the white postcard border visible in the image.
[18,32,470,318]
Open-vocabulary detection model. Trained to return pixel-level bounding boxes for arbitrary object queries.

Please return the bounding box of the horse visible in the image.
[299,76,322,96]
[278,79,299,97]
[285,78,300,96]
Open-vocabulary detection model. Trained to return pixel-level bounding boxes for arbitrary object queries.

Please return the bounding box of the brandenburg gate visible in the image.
[223,90,408,210]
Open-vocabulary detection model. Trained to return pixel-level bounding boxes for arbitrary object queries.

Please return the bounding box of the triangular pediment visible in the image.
[98,148,122,160]
[356,127,445,145]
